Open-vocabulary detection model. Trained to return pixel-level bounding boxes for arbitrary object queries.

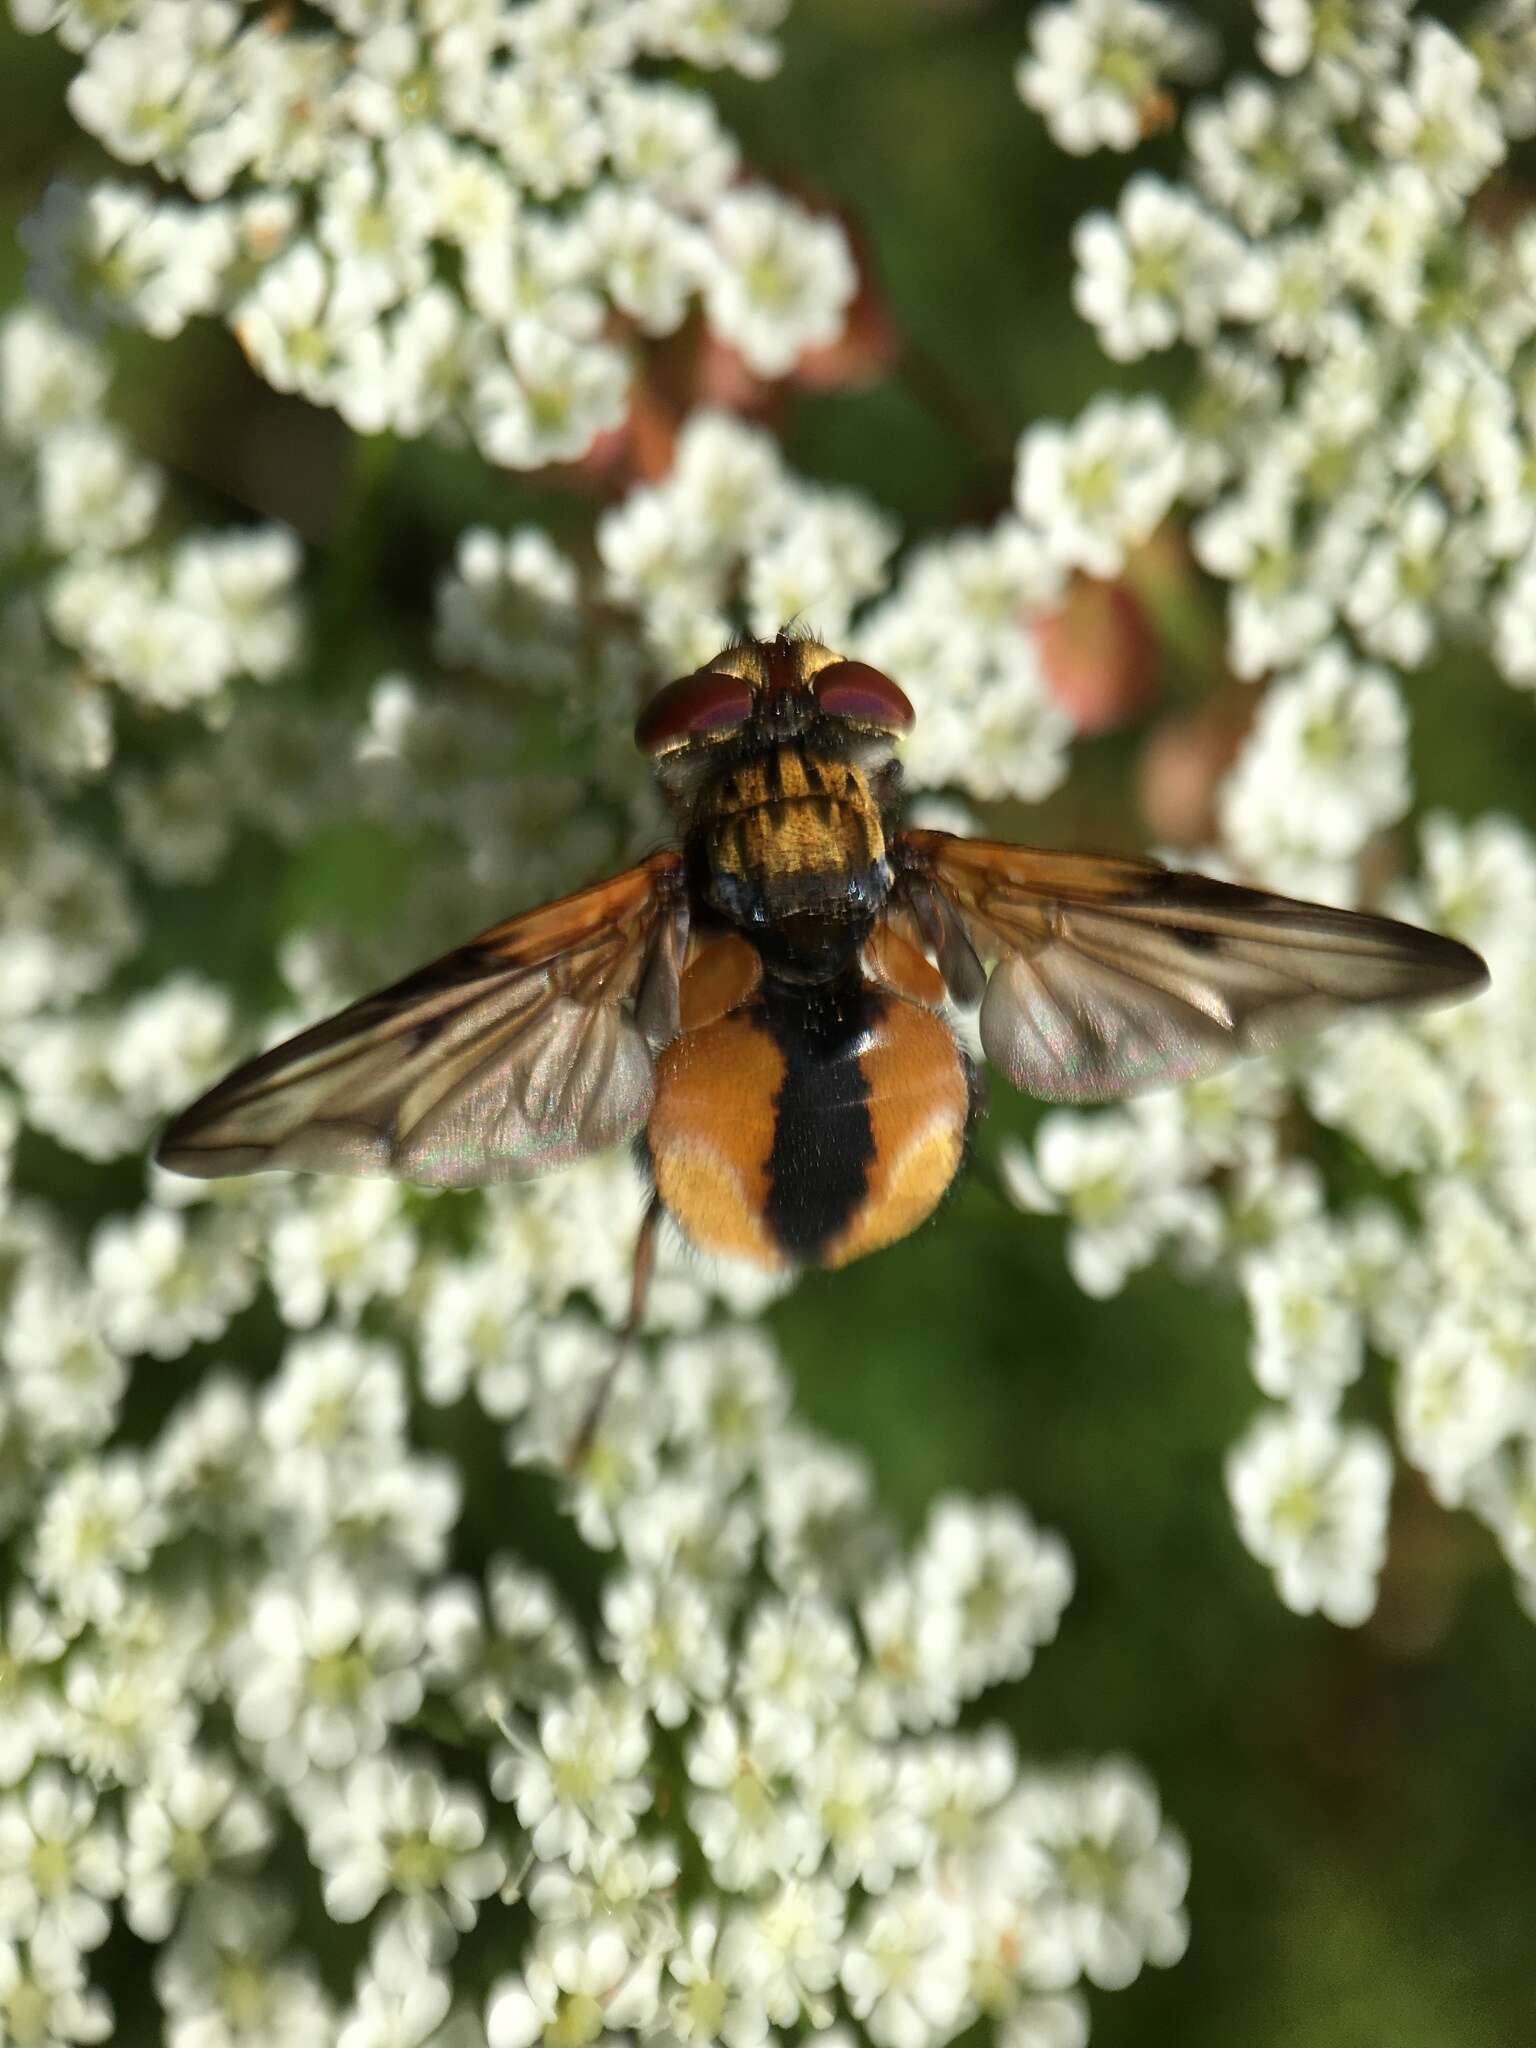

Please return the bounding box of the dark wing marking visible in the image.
[157,854,687,1184]
[899,830,1488,1104]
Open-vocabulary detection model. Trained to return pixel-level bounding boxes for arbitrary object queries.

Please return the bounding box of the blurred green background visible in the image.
[5,3,1536,2044]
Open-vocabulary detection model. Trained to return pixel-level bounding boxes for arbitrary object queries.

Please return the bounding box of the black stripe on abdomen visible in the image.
[758,981,879,1264]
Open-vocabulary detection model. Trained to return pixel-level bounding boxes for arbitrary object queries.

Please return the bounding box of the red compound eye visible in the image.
[812,659,915,733]
[634,670,757,755]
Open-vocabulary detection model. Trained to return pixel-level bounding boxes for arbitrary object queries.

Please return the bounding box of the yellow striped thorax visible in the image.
[693,741,895,974]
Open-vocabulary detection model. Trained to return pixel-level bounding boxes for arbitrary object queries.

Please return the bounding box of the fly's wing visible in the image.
[899,830,1489,1105]
[157,854,687,1185]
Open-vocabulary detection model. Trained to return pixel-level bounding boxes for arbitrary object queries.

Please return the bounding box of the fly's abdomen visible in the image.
[646,980,972,1272]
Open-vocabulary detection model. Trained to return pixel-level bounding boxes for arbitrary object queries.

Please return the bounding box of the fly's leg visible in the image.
[566,1197,661,1470]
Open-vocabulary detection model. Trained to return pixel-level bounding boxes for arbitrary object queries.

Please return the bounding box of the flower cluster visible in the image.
[994,0,1536,1632]
[0,264,1185,2038]
[1005,801,1536,1626]
[6,0,1536,2030]
[1048,4,1536,703]
[16,0,855,466]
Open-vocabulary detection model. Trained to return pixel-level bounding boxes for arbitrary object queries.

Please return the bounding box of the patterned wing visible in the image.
[156,854,687,1184]
[899,830,1488,1104]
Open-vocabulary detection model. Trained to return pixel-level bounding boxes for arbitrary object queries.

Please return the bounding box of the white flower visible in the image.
[1255,0,1410,110]
[1475,0,1536,142]
[525,1834,679,1945]
[0,1596,68,1789]
[1014,1759,1189,1989]
[664,1906,769,2048]
[169,527,302,681]
[27,1454,167,1629]
[602,79,741,208]
[267,1180,417,1330]
[638,0,788,79]
[123,1750,272,1942]
[1072,175,1243,361]
[0,834,138,1018]
[511,1326,665,1552]
[107,976,234,1118]
[1242,1228,1364,1412]
[49,557,237,711]
[1303,1018,1466,1176]
[685,1705,820,1890]
[736,1595,859,1734]
[337,1927,454,2048]
[227,1559,425,1784]
[5,1015,145,1164]
[0,1767,123,1952]
[463,213,599,337]
[260,1328,407,1463]
[470,1559,587,1723]
[89,1206,255,1359]
[381,284,486,438]
[1016,0,1212,155]
[1373,20,1505,202]
[600,1572,728,1728]
[1344,491,1483,667]
[900,1729,1019,1863]
[584,183,706,336]
[0,305,109,445]
[855,1571,963,1737]
[154,1885,335,2047]
[737,1875,845,2027]
[743,490,898,646]
[1468,1439,1536,1593]
[1225,1407,1392,1624]
[3,1257,126,1451]
[1408,811,1536,967]
[841,1888,969,2048]
[0,1925,113,2047]
[37,422,160,557]
[1015,397,1185,579]
[477,74,606,200]
[1225,230,1347,359]
[317,145,436,321]
[1187,78,1347,234]
[486,1921,658,2048]
[796,1729,926,1893]
[300,1756,506,1947]
[416,1256,534,1414]
[491,1687,651,1871]
[1191,466,1343,677]
[701,188,855,378]
[914,1497,1074,1696]
[1324,167,1440,325]
[660,1325,790,1478]
[57,1647,198,1792]
[471,318,629,469]
[615,1475,757,1597]
[62,2,239,183]
[961,1891,1084,2043]
[1006,1113,1193,1299]
[1396,1311,1526,1508]
[233,240,392,431]
[1217,642,1409,882]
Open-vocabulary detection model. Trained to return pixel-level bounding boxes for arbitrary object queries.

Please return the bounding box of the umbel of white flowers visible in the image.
[5,0,1536,2039]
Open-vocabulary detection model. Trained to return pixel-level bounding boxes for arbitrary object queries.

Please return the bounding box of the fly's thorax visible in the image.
[689,742,894,975]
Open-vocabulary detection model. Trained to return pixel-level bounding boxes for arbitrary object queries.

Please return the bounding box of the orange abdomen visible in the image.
[646,980,974,1272]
